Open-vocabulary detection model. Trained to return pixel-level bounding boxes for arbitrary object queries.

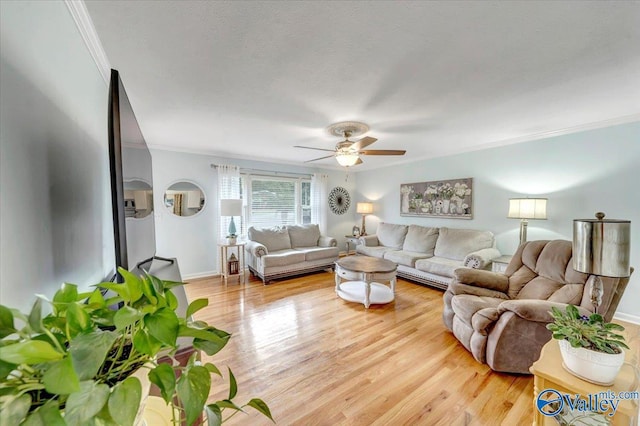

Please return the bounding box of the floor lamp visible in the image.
[508,198,547,246]
[573,212,631,313]
[356,202,373,236]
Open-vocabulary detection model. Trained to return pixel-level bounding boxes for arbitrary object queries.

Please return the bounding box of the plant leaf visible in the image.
[177,365,211,426]
[133,328,163,356]
[3,393,32,425]
[186,299,209,318]
[98,283,131,303]
[148,363,176,404]
[205,404,222,426]
[119,268,143,303]
[0,340,63,364]
[145,308,179,347]
[0,359,16,380]
[53,282,79,304]
[70,330,118,380]
[165,289,179,310]
[87,288,106,308]
[21,399,66,426]
[247,398,274,422]
[228,367,237,400]
[140,276,158,305]
[64,381,110,426]
[108,376,142,426]
[215,399,243,411]
[66,303,92,337]
[0,304,16,338]
[204,362,222,376]
[43,356,80,394]
[113,305,143,330]
[28,299,44,333]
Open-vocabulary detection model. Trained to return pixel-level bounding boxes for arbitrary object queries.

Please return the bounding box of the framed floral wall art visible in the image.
[400,178,473,219]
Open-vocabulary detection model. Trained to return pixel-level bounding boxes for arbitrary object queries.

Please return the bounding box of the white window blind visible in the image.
[246,176,311,229]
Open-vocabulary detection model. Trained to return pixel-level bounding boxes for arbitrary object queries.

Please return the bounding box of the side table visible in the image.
[491,254,512,273]
[218,241,246,284]
[344,235,361,256]
[530,339,639,425]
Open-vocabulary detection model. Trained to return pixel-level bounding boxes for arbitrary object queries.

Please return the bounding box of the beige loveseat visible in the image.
[442,240,631,374]
[356,222,501,289]
[245,224,339,283]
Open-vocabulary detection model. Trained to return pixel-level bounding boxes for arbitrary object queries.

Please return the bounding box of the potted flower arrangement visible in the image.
[0,268,273,425]
[547,304,629,385]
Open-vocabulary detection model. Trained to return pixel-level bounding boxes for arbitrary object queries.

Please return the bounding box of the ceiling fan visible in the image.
[295,121,406,167]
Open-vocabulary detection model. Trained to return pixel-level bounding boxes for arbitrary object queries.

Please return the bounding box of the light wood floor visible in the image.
[184,271,534,425]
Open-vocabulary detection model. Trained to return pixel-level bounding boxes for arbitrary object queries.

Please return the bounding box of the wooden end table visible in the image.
[217,241,246,284]
[335,256,397,308]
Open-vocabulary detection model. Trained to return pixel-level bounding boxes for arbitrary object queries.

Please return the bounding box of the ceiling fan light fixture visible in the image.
[336,152,359,167]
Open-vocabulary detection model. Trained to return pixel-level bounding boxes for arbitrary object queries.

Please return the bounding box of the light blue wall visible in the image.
[150,150,356,278]
[355,122,640,318]
[0,2,113,311]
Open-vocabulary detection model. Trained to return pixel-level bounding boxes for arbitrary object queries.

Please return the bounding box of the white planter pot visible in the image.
[558,339,625,385]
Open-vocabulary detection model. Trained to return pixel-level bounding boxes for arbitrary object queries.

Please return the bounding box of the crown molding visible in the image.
[65,0,111,84]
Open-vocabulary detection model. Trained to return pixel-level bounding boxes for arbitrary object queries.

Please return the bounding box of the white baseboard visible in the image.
[182,270,219,281]
[613,312,640,325]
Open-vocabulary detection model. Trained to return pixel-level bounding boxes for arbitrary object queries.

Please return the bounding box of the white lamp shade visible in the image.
[356,202,373,214]
[220,199,242,216]
[336,153,359,167]
[508,198,547,220]
[573,214,631,277]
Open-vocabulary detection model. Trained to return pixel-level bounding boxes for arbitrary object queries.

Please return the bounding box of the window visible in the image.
[244,175,311,229]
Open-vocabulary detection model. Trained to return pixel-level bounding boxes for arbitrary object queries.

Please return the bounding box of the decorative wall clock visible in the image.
[328,186,351,215]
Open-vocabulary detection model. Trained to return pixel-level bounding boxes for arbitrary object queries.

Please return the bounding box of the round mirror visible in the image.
[164,181,206,217]
[124,179,153,219]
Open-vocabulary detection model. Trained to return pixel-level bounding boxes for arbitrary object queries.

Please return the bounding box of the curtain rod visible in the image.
[211,164,312,179]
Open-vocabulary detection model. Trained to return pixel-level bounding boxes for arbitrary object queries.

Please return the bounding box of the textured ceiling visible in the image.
[85,1,640,171]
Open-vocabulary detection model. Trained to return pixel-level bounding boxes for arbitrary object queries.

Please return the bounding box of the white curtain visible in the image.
[216,164,241,240]
[311,173,328,234]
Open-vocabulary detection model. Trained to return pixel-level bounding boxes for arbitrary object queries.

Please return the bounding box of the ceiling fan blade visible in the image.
[304,154,335,163]
[354,157,364,165]
[294,145,336,152]
[350,136,377,151]
[359,149,406,156]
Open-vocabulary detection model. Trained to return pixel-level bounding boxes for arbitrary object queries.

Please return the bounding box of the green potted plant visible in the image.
[0,268,273,425]
[546,304,629,385]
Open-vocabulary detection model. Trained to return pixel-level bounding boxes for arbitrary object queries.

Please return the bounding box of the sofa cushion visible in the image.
[415,256,462,278]
[434,227,494,261]
[377,222,408,249]
[356,245,392,259]
[402,225,439,255]
[248,226,291,252]
[384,250,432,267]
[261,249,305,268]
[287,224,321,248]
[294,246,339,261]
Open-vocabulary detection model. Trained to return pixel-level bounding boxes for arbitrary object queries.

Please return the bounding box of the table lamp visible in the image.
[573,212,631,313]
[220,199,242,240]
[508,198,547,246]
[356,202,373,236]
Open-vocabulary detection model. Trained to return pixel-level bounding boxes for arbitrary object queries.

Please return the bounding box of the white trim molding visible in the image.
[65,0,111,84]
[182,270,219,281]
[613,312,640,325]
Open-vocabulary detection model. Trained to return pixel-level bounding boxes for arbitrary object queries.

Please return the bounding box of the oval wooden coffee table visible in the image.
[335,256,397,308]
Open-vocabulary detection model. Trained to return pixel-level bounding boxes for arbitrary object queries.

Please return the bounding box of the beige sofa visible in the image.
[442,240,631,374]
[245,224,339,283]
[356,222,501,289]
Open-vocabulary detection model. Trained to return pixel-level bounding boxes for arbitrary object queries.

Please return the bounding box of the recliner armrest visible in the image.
[318,236,337,247]
[449,282,510,299]
[453,268,509,293]
[359,235,379,247]
[497,300,592,323]
[245,240,268,258]
[463,248,501,269]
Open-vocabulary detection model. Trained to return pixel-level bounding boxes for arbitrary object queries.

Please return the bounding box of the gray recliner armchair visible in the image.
[443,240,631,374]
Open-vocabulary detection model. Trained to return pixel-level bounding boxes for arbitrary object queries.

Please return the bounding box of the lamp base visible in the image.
[361,214,367,236]
[228,217,237,237]
[519,219,528,246]
[590,274,603,314]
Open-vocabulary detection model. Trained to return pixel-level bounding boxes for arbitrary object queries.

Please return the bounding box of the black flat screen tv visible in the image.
[108,69,157,277]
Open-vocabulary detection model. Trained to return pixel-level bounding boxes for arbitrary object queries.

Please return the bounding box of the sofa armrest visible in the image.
[318,236,337,247]
[359,235,379,247]
[463,247,501,269]
[245,240,268,258]
[497,300,592,323]
[453,268,509,293]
